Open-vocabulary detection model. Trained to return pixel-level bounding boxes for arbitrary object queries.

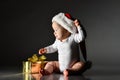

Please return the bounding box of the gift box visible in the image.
[23,54,47,74]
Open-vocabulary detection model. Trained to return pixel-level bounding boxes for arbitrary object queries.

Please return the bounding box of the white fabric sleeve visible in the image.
[74,26,84,43]
[45,40,58,53]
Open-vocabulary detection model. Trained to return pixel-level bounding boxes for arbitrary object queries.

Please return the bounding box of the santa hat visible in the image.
[52,12,76,33]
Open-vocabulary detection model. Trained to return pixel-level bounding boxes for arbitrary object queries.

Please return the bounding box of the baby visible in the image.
[39,12,85,76]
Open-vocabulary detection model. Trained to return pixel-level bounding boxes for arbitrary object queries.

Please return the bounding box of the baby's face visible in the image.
[52,22,70,41]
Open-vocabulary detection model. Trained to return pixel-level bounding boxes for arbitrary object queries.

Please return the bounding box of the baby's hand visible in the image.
[74,19,80,27]
[39,48,47,55]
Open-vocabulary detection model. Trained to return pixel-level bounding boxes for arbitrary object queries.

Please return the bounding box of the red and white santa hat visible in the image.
[52,12,77,33]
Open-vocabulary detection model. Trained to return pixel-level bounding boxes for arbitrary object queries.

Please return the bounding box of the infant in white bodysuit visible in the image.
[38,12,85,76]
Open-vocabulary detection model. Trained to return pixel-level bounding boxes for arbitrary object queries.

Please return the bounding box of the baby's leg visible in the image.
[41,61,59,75]
[71,61,85,71]
[63,61,85,76]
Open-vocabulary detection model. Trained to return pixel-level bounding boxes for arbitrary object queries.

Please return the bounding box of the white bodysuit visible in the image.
[45,26,84,72]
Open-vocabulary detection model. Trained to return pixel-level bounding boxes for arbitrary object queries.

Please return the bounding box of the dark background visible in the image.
[1,0,120,69]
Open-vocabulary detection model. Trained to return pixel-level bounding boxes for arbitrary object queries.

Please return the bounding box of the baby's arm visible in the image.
[73,19,84,43]
[39,40,58,55]
[45,44,58,53]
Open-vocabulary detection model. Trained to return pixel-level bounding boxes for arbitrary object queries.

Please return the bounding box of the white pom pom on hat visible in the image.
[52,12,76,33]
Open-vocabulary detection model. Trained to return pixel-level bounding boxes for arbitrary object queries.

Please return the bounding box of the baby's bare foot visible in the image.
[63,69,68,77]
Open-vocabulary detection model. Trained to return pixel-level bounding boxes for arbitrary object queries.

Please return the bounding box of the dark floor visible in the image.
[0,66,120,80]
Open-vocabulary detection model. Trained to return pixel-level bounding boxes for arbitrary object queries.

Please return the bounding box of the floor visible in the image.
[0,66,120,80]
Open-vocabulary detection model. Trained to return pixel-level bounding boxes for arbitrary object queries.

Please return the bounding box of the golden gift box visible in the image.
[23,54,47,73]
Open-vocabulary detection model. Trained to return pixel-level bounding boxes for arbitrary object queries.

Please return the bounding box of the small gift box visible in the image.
[23,54,47,74]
